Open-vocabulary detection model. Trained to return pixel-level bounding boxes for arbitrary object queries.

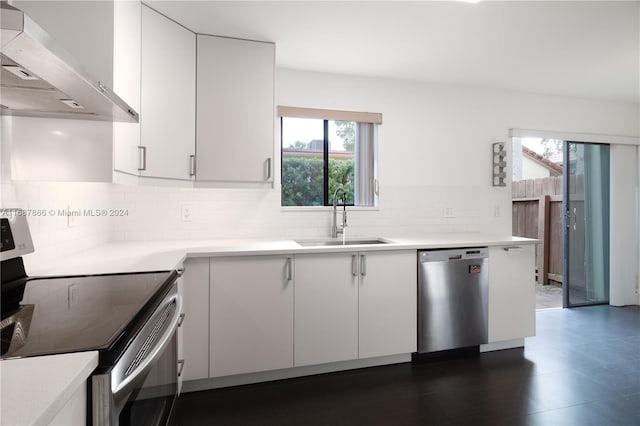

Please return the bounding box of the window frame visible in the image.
[278,106,382,209]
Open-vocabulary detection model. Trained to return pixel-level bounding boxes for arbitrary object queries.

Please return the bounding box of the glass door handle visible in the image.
[565,209,578,230]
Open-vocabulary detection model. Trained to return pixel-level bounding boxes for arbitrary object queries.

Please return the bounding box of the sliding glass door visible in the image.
[563,142,610,307]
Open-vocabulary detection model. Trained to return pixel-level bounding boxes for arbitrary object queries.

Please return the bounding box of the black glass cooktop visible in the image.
[0,271,174,361]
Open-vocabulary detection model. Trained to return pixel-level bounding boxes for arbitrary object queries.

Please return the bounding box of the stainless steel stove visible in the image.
[1,209,182,426]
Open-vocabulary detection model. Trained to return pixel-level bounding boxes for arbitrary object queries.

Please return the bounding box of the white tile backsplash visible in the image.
[108,183,489,242]
[1,182,113,266]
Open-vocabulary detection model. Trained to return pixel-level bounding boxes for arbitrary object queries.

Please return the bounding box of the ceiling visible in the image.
[146,1,640,104]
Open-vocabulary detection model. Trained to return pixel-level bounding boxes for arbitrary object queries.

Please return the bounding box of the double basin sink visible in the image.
[295,238,392,247]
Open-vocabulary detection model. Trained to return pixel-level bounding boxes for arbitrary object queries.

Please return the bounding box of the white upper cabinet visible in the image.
[113,0,142,176]
[196,35,275,185]
[139,5,196,180]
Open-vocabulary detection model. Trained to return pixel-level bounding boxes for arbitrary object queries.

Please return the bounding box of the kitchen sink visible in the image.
[296,238,392,247]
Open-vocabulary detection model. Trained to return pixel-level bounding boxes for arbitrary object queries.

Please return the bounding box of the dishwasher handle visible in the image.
[420,248,489,263]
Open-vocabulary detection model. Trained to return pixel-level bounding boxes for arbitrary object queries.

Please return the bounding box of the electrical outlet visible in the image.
[443,207,455,218]
[181,204,194,222]
[494,204,501,218]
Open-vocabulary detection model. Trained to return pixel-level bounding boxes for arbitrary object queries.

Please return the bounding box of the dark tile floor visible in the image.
[175,306,640,425]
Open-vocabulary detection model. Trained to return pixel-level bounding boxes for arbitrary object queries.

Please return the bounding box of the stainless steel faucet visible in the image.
[331,186,347,238]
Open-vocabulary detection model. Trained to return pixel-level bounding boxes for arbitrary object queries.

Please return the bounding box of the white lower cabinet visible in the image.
[209,256,294,377]
[176,267,185,394]
[294,253,359,367]
[49,384,86,426]
[294,250,417,367]
[488,245,536,342]
[181,257,210,382]
[358,251,417,359]
[181,249,418,385]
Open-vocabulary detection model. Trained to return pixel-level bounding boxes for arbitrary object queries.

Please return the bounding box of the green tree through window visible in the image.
[281,115,377,207]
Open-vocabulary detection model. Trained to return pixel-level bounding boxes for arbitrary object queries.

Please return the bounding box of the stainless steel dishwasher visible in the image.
[418,248,489,353]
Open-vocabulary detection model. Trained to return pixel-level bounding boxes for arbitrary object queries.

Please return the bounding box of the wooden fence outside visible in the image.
[512,176,564,285]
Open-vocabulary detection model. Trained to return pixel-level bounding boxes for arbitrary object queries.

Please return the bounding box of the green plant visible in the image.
[281,157,354,206]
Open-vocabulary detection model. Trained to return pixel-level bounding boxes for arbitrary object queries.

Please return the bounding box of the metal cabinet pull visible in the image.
[360,254,366,276]
[177,313,185,327]
[351,255,358,276]
[189,155,196,177]
[286,257,292,282]
[177,359,185,377]
[265,157,272,181]
[138,146,147,171]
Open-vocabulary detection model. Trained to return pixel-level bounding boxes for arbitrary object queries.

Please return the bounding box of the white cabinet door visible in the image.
[140,5,196,180]
[113,0,141,176]
[488,246,536,342]
[294,253,358,367]
[181,257,210,382]
[176,264,185,394]
[210,256,294,377]
[196,35,275,184]
[358,251,417,359]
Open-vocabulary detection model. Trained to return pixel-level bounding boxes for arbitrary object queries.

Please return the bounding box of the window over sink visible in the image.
[278,106,381,207]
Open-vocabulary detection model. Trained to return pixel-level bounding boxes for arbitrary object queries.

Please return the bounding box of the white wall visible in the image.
[610,144,639,306]
[0,182,113,268]
[108,69,639,242]
[522,158,551,180]
[2,69,638,274]
[10,0,115,86]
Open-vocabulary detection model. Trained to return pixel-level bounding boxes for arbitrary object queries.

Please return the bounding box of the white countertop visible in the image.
[10,232,536,425]
[27,233,537,276]
[1,351,98,426]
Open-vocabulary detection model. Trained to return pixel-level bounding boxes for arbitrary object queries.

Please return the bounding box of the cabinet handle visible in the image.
[138,146,147,171]
[177,313,186,327]
[503,246,523,255]
[176,266,184,277]
[360,254,366,276]
[177,359,185,377]
[189,155,196,177]
[265,157,272,181]
[286,257,292,282]
[351,255,358,276]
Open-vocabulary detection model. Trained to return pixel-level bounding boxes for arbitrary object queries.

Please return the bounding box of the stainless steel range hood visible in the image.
[0,3,139,122]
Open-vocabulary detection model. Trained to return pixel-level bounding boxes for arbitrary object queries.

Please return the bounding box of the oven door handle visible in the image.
[112,294,183,398]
